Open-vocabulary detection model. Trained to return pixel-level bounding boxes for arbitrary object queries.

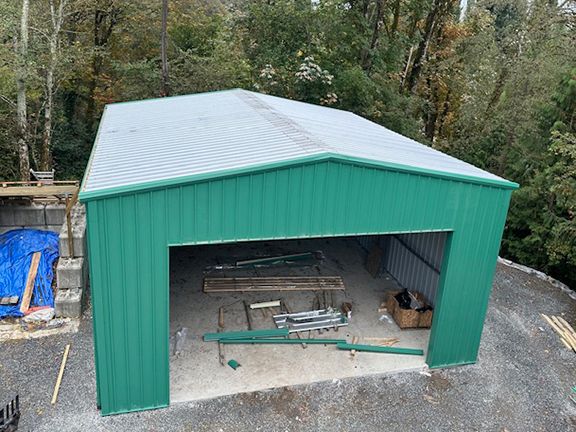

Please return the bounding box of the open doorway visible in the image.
[169,233,446,403]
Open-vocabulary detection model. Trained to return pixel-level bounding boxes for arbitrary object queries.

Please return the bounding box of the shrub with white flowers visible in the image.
[295,56,333,85]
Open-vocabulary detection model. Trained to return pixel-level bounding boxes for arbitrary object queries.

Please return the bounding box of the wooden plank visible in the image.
[1,180,78,186]
[364,337,400,346]
[366,245,383,277]
[556,316,576,337]
[551,316,576,350]
[65,189,79,257]
[217,329,225,366]
[350,336,360,356]
[19,252,41,314]
[218,307,225,329]
[542,314,576,352]
[243,301,253,330]
[51,344,71,404]
[0,185,78,197]
[204,276,345,293]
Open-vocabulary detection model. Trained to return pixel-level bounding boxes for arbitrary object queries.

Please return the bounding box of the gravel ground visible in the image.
[1,264,576,431]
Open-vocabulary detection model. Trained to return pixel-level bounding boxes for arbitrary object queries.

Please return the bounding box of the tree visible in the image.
[15,0,30,181]
[160,0,169,96]
[42,0,67,171]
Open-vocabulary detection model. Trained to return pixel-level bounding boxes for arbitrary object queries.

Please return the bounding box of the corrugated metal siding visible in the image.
[84,159,513,415]
[397,232,446,270]
[356,235,380,252]
[83,89,511,194]
[381,232,447,306]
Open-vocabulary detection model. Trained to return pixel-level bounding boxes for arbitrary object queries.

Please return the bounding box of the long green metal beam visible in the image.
[203,328,288,341]
[336,343,424,356]
[220,338,346,345]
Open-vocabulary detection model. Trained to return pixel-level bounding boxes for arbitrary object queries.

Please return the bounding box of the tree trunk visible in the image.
[16,0,30,181]
[484,67,509,117]
[436,89,452,140]
[405,0,443,92]
[361,0,384,71]
[391,0,401,36]
[86,4,119,136]
[43,64,54,172]
[362,0,370,19]
[42,0,66,172]
[161,0,170,97]
[425,78,439,141]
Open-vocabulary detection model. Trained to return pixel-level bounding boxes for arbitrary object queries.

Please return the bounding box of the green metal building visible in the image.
[80,89,518,415]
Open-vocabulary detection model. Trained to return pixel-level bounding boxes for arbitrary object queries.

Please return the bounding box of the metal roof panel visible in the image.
[82,89,514,195]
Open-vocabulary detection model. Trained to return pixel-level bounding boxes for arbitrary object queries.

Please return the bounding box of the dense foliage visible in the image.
[0,0,574,286]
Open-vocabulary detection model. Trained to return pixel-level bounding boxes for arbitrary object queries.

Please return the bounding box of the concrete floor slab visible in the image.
[169,237,430,403]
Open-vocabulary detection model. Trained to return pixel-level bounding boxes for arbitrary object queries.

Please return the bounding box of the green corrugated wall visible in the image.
[83,158,513,415]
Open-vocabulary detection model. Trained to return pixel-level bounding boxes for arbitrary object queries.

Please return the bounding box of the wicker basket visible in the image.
[386,291,433,329]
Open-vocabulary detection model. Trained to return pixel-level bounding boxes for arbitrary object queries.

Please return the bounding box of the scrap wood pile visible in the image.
[203,251,345,293]
[0,229,59,322]
[541,314,576,353]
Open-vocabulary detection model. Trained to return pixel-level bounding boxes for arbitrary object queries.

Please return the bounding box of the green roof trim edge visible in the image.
[80,153,519,202]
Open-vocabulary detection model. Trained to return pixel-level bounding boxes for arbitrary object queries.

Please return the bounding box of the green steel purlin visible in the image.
[203,328,289,341]
[336,343,424,356]
[220,338,347,345]
[83,158,515,415]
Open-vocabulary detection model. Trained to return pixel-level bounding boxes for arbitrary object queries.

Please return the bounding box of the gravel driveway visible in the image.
[1,264,575,431]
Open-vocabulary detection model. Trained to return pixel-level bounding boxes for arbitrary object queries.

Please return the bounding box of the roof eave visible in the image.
[79,153,519,203]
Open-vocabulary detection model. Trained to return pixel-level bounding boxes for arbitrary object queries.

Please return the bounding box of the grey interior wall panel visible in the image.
[381,232,447,306]
[355,232,446,305]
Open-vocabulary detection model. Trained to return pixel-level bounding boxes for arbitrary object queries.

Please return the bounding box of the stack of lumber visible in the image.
[203,276,345,293]
[541,314,576,352]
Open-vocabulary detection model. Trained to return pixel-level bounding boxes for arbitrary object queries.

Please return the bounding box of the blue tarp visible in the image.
[0,229,59,319]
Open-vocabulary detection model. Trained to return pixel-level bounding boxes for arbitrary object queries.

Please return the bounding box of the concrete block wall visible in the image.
[55,203,89,318]
[0,201,64,234]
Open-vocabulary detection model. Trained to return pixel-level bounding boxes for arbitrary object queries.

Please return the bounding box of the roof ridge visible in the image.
[235,90,333,155]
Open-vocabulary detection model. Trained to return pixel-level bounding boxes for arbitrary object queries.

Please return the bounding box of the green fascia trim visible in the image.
[80,153,518,202]
[220,338,347,345]
[167,229,454,248]
[336,343,424,356]
[203,328,289,341]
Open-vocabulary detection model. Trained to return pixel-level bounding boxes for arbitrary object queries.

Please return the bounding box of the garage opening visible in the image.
[168,232,447,403]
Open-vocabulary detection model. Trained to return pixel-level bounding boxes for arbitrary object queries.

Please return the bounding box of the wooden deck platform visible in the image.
[0,181,79,198]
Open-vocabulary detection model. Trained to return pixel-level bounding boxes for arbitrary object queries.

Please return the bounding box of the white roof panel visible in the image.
[82,89,513,195]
